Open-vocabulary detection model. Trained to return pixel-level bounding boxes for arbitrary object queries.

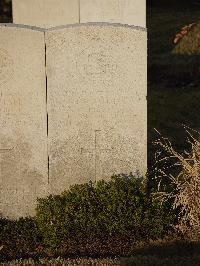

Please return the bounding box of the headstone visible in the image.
[12,0,79,28]
[46,24,147,195]
[3,1,147,218]
[12,0,146,28]
[80,0,146,27]
[0,25,48,218]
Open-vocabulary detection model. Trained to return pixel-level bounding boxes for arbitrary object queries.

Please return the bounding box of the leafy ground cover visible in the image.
[0,175,176,262]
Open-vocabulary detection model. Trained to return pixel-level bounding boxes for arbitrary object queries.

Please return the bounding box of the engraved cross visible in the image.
[0,147,14,153]
[81,130,113,182]
[0,147,14,175]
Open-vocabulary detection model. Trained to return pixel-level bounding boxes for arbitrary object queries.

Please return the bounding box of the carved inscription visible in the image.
[0,147,14,185]
[0,147,14,152]
[0,49,14,86]
[81,130,114,181]
[86,52,117,75]
[0,92,21,114]
[77,47,117,82]
[103,0,121,20]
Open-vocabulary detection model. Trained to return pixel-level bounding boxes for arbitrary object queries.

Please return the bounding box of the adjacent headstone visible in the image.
[0,25,48,218]
[12,0,146,28]
[80,0,146,27]
[12,0,79,28]
[46,24,147,195]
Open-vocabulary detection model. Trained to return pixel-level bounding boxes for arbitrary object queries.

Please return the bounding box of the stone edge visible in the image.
[0,22,147,32]
[47,22,147,32]
[0,23,45,32]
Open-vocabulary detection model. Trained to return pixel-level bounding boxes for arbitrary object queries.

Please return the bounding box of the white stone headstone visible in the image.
[12,0,146,28]
[12,0,80,28]
[80,0,146,27]
[2,1,147,218]
[46,24,147,195]
[0,25,48,218]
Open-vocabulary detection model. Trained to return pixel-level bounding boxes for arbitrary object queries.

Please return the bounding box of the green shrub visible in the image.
[35,174,176,251]
[0,175,177,260]
[0,217,42,261]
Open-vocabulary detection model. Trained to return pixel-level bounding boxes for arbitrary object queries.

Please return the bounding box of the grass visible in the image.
[1,239,200,265]
[154,128,200,240]
[149,88,200,147]
[121,255,200,266]
[1,256,200,265]
[0,258,121,265]
[147,4,200,167]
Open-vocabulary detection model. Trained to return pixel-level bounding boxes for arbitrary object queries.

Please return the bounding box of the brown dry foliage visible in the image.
[172,21,200,54]
[154,128,200,238]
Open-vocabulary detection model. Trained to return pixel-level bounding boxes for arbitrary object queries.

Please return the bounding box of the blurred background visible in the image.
[0,0,12,22]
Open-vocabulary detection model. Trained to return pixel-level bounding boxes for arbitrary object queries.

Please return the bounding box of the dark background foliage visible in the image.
[0,0,12,22]
[147,0,198,7]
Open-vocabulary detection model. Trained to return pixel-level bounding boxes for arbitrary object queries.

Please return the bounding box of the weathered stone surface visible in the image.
[0,22,147,219]
[46,24,147,195]
[0,25,48,218]
[12,0,146,28]
[12,0,79,28]
[80,0,146,27]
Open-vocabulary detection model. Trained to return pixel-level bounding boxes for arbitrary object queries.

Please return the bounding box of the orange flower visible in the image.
[173,22,196,44]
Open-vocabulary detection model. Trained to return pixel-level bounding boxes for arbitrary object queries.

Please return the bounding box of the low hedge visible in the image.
[35,174,176,252]
[0,174,176,261]
[0,217,42,261]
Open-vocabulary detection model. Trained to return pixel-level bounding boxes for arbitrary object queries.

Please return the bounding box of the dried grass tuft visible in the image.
[154,128,200,238]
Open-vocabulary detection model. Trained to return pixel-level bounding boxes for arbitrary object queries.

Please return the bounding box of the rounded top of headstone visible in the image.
[0,23,45,32]
[0,22,147,33]
[80,0,146,27]
[12,0,79,29]
[47,22,147,33]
